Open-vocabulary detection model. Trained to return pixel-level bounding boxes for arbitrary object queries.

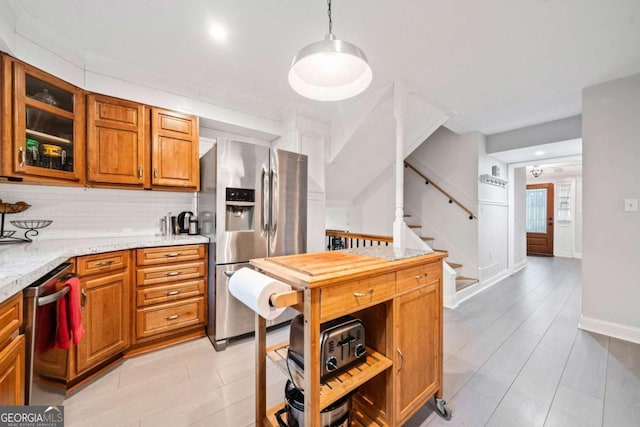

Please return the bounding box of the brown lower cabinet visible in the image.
[129,244,207,352]
[30,244,207,392]
[0,293,25,405]
[75,268,130,374]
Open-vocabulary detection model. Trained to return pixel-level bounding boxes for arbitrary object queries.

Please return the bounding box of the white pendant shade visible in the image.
[289,35,372,101]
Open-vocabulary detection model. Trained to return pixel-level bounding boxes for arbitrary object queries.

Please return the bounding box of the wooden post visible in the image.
[255,314,266,426]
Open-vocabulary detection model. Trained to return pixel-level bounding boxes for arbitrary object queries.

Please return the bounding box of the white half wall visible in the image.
[581,72,640,344]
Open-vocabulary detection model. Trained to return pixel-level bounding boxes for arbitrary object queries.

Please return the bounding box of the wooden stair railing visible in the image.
[326,230,392,250]
[404,160,476,220]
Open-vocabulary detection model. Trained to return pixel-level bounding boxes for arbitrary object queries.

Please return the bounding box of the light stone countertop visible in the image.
[0,234,209,303]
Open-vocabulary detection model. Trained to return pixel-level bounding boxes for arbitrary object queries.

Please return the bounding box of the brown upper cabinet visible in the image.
[150,107,199,191]
[1,54,200,191]
[87,94,148,188]
[1,55,85,184]
[86,97,199,191]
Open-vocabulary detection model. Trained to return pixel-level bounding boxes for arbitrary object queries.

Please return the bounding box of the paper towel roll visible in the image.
[229,268,292,320]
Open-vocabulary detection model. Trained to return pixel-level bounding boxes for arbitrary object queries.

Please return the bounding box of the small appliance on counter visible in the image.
[177,211,194,234]
[287,314,366,383]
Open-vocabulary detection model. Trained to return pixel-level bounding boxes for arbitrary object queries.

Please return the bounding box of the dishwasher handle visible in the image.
[37,287,70,306]
[35,272,78,306]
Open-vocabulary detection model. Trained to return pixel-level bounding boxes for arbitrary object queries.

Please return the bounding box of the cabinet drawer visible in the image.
[0,294,22,348]
[396,261,442,294]
[137,279,205,307]
[77,251,128,276]
[136,261,205,286]
[136,297,205,339]
[320,273,395,321]
[136,245,205,266]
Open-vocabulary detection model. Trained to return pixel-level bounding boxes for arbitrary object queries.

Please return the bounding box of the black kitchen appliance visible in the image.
[176,211,193,234]
[288,314,366,382]
[274,380,352,427]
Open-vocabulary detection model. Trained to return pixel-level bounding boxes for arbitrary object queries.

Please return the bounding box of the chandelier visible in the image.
[530,166,543,178]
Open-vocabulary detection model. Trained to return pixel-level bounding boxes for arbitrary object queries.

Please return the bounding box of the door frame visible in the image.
[526,183,554,256]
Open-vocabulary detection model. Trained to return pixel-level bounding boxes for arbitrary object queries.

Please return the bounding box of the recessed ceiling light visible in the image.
[209,24,228,42]
[535,150,545,156]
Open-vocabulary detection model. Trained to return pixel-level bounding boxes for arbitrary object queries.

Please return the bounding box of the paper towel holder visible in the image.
[269,291,303,308]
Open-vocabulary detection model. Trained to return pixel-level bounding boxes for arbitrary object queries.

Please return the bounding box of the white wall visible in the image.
[512,167,527,269]
[581,72,640,344]
[478,138,509,283]
[404,128,480,278]
[0,183,194,240]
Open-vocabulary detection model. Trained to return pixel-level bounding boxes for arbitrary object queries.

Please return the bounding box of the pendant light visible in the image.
[530,165,543,177]
[288,0,372,101]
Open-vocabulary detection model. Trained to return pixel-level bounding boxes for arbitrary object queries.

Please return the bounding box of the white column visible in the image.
[393,81,407,248]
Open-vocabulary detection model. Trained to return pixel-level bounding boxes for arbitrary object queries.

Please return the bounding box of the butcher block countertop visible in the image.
[250,246,446,289]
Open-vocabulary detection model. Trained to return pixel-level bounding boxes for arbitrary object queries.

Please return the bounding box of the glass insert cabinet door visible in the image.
[12,60,85,182]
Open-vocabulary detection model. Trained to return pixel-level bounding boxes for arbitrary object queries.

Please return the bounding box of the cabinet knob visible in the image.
[165,314,181,321]
[154,168,158,179]
[166,271,181,277]
[397,348,404,373]
[138,165,143,179]
[166,290,181,296]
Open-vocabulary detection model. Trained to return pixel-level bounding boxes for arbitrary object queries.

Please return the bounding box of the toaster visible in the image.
[288,314,366,381]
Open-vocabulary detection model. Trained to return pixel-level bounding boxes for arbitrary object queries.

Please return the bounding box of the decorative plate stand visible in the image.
[0,200,52,243]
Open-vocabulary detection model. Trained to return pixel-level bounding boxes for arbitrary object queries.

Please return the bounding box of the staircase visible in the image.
[403,215,479,293]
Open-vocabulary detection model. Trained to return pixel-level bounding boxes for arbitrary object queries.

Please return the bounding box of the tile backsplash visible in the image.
[0,183,196,240]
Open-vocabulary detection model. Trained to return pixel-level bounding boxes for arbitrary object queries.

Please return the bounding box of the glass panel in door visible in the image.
[23,75,76,174]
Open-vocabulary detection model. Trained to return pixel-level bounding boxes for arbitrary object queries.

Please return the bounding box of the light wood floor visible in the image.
[62,257,640,427]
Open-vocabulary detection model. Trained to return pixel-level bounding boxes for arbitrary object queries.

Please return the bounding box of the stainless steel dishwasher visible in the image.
[23,262,76,405]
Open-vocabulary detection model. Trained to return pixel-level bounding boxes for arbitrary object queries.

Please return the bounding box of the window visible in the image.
[526,188,547,233]
[557,183,571,222]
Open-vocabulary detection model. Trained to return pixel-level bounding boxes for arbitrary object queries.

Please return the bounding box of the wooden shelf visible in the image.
[26,129,72,145]
[264,398,389,427]
[266,342,393,412]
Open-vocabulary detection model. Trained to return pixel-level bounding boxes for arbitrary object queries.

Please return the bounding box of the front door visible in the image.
[526,183,554,255]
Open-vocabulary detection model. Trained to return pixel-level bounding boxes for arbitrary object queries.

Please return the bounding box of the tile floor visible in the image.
[62,257,640,426]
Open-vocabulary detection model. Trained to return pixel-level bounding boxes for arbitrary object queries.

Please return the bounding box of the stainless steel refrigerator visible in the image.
[198,139,307,350]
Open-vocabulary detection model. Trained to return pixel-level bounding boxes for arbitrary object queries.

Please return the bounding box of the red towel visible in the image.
[55,277,86,349]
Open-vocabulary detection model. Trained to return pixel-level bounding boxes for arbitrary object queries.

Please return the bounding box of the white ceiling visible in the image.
[10,0,640,135]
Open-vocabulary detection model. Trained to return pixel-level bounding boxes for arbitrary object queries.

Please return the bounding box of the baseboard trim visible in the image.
[455,269,510,306]
[579,315,640,345]
[511,259,527,274]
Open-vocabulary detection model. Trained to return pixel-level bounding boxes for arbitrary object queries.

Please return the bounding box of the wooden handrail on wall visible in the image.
[404,161,476,220]
[326,230,392,250]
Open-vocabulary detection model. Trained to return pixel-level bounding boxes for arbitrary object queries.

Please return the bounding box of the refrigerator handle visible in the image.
[270,169,278,234]
[261,167,269,235]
